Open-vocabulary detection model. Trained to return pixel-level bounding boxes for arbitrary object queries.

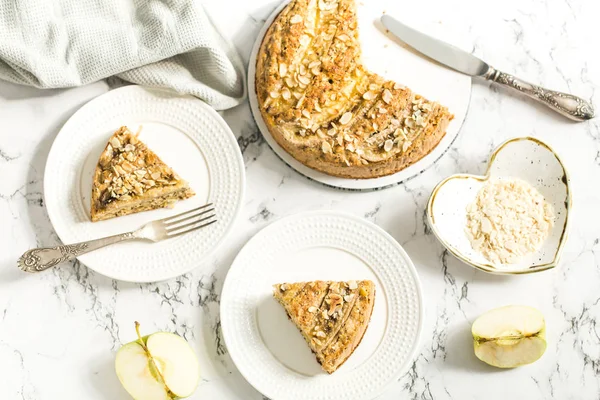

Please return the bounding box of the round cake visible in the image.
[255,0,454,179]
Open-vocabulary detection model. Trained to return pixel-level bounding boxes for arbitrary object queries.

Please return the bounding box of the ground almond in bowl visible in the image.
[465,178,555,264]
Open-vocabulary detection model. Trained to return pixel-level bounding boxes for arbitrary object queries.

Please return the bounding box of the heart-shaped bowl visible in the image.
[426,137,571,275]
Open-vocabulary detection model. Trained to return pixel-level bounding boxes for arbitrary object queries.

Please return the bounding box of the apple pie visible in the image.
[90,126,195,222]
[256,0,454,179]
[273,280,375,373]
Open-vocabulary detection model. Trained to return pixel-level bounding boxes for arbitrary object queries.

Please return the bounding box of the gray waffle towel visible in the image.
[0,0,245,110]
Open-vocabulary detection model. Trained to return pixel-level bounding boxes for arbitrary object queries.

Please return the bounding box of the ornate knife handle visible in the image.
[18,232,136,273]
[484,67,594,121]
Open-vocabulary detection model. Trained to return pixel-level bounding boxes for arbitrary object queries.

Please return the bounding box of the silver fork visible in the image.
[17,203,216,273]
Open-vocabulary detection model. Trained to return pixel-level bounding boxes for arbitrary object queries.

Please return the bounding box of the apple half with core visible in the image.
[472,305,546,368]
[115,322,200,399]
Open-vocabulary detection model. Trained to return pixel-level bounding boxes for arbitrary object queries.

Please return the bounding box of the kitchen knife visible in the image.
[381,15,594,121]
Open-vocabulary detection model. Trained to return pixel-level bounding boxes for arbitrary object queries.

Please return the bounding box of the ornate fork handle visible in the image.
[18,232,136,273]
[483,67,594,121]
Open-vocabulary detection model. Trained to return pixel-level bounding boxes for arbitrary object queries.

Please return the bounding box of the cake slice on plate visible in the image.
[90,126,195,222]
[273,280,375,373]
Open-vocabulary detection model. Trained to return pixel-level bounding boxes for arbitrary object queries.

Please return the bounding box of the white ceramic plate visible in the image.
[248,0,471,190]
[220,211,423,400]
[427,137,571,274]
[44,86,245,282]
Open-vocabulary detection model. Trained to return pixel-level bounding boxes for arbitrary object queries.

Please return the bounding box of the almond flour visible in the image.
[465,178,555,264]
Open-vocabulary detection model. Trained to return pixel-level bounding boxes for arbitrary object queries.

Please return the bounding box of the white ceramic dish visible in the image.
[247,0,472,190]
[220,211,423,400]
[426,137,570,274]
[44,86,245,282]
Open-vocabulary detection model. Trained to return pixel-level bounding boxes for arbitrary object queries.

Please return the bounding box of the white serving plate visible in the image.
[44,86,245,282]
[426,137,571,274]
[220,211,423,400]
[248,0,472,190]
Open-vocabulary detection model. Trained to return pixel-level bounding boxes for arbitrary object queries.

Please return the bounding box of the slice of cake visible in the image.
[273,280,375,373]
[90,126,195,222]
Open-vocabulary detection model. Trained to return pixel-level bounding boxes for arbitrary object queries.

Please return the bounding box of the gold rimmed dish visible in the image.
[426,137,571,275]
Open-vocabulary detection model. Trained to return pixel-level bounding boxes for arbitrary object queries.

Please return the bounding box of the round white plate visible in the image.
[44,86,245,282]
[248,0,471,190]
[220,211,423,400]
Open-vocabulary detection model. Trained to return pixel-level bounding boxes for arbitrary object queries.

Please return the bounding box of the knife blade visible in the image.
[380,15,594,121]
[381,15,489,77]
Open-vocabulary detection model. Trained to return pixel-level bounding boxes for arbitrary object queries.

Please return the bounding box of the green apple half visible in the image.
[115,322,200,399]
[472,305,546,368]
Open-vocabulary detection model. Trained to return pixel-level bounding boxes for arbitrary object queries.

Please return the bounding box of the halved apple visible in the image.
[472,305,546,368]
[115,322,200,399]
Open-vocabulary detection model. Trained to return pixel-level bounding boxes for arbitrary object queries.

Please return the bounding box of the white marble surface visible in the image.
[1,0,599,399]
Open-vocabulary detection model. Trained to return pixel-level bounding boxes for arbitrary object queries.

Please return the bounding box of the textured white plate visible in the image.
[44,86,245,282]
[427,137,571,274]
[220,211,423,400]
[248,0,472,190]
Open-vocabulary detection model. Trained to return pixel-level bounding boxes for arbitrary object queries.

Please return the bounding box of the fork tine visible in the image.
[167,213,216,234]
[160,203,213,223]
[164,207,215,229]
[167,218,217,238]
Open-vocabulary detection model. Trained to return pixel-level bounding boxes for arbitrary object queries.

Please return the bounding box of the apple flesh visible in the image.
[472,305,546,368]
[115,323,200,399]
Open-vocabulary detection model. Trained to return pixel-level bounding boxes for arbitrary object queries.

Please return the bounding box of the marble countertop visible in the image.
[1,0,599,399]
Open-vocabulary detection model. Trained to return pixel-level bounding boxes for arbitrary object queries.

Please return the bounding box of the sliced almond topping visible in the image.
[308,306,318,313]
[339,112,352,125]
[322,141,333,154]
[402,141,412,152]
[315,331,326,338]
[308,60,321,69]
[279,63,288,77]
[336,33,350,42]
[384,139,394,152]
[285,77,296,88]
[394,82,405,90]
[290,14,303,24]
[298,75,311,85]
[369,83,378,91]
[302,109,311,118]
[344,294,355,302]
[282,87,291,100]
[382,89,393,104]
[299,34,310,47]
[322,310,329,320]
[362,91,375,101]
[269,91,280,98]
[348,280,358,290]
[110,137,121,149]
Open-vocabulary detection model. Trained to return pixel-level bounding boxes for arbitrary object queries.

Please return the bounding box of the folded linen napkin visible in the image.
[0,0,245,110]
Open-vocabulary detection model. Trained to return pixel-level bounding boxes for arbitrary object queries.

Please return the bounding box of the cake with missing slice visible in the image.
[90,126,195,222]
[273,280,375,373]
[256,0,453,179]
